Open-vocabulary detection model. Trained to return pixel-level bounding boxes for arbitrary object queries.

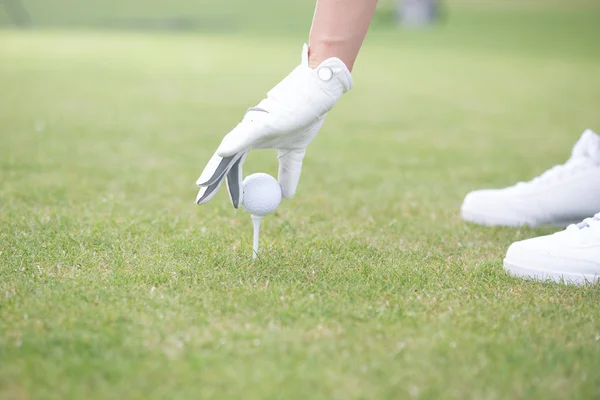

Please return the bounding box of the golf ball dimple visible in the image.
[242,173,282,216]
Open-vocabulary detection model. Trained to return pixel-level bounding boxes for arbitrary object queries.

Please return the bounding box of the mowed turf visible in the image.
[1,6,600,400]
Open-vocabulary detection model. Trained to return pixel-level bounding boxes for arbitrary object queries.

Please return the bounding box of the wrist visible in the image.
[307,41,355,71]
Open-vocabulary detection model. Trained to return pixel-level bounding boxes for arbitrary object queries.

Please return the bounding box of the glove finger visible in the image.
[226,152,247,209]
[277,148,306,200]
[217,110,272,157]
[196,152,243,187]
[196,152,244,206]
[196,177,225,205]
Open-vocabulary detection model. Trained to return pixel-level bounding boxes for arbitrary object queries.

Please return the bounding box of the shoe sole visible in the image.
[461,209,534,227]
[503,259,600,285]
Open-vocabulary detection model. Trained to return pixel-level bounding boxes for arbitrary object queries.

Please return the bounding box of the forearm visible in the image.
[308,0,378,71]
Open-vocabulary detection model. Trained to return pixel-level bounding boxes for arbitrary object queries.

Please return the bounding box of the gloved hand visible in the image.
[196,44,353,208]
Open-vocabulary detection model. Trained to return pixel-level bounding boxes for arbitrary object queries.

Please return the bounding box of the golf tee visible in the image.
[251,215,262,260]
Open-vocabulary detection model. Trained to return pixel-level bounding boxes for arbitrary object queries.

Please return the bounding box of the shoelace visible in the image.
[565,214,600,242]
[575,213,600,230]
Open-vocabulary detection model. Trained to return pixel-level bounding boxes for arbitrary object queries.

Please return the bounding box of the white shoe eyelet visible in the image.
[317,67,333,81]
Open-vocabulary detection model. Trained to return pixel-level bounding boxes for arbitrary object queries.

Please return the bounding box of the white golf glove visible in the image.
[196,44,353,208]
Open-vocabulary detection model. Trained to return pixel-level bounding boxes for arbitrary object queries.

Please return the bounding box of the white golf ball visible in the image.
[241,173,282,216]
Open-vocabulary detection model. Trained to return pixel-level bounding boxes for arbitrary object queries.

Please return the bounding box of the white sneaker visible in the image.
[461,129,600,227]
[504,213,600,285]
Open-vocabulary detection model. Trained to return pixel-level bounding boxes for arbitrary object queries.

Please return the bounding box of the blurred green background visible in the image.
[2,0,600,32]
[3,0,600,63]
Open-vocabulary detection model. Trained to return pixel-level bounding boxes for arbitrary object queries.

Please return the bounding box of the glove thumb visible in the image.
[277,148,306,199]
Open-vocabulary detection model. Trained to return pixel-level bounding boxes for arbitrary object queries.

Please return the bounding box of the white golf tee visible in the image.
[251,214,262,260]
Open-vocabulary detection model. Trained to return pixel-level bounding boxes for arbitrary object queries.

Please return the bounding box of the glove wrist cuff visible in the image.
[261,44,353,122]
[302,43,353,94]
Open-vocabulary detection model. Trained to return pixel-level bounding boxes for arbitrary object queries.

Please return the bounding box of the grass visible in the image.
[1,3,600,399]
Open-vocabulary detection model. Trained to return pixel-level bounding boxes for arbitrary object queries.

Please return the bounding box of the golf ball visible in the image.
[242,173,282,216]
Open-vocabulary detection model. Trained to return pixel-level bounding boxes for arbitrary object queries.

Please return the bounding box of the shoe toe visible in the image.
[461,189,533,227]
[504,236,554,267]
[504,234,600,284]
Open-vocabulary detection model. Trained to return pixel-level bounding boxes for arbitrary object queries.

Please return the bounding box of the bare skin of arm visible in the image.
[308,0,379,71]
